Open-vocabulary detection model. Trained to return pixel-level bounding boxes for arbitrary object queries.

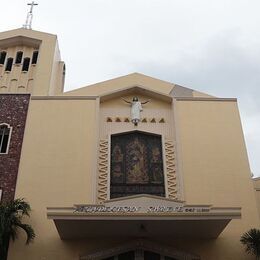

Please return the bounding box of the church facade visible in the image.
[0,28,259,260]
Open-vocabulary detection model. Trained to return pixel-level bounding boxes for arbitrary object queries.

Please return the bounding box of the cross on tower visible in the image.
[23,1,38,29]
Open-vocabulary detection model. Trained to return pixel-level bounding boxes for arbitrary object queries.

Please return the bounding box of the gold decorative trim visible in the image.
[159,118,165,123]
[97,140,109,203]
[105,117,167,123]
[165,140,178,200]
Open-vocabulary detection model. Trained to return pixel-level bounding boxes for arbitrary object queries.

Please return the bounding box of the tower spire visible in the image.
[23,1,38,29]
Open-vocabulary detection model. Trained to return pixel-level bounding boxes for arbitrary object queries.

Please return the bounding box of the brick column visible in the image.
[0,94,30,202]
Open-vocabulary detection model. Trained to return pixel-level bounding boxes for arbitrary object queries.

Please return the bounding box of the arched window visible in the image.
[82,240,200,260]
[98,250,178,260]
[5,57,13,72]
[31,51,38,64]
[15,51,23,64]
[0,124,11,154]
[0,51,7,65]
[91,249,179,260]
[110,131,165,198]
[22,57,30,72]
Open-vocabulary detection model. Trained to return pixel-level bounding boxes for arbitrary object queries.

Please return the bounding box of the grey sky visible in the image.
[1,0,259,176]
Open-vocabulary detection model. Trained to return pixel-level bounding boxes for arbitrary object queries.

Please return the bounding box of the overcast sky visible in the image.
[1,0,260,177]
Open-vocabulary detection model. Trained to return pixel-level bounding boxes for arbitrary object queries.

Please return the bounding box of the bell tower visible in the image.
[0,28,65,96]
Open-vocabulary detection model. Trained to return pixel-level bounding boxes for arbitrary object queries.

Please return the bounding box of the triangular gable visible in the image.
[63,73,174,96]
[100,85,172,103]
[104,194,184,208]
[63,72,213,98]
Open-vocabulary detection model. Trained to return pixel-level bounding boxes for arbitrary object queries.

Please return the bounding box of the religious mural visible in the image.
[110,132,165,198]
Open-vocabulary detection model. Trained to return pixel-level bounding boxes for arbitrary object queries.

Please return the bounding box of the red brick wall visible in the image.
[0,94,30,202]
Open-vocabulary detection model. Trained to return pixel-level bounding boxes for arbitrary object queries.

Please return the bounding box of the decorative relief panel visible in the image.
[106,117,166,123]
[98,96,181,202]
[165,140,178,200]
[97,137,179,202]
[110,132,165,199]
[100,106,174,140]
[97,139,109,203]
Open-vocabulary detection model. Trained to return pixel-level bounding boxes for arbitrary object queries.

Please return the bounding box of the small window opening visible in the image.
[15,51,23,64]
[5,58,13,72]
[0,51,7,65]
[0,124,11,153]
[31,51,38,64]
[63,64,66,75]
[22,57,30,72]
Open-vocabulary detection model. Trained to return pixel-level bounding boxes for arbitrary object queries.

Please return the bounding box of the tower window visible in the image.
[22,57,30,72]
[0,51,7,65]
[0,124,11,154]
[5,57,13,72]
[31,51,38,64]
[15,51,23,64]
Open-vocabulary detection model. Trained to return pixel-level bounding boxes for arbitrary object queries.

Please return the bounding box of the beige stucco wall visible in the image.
[64,73,213,99]
[9,98,99,260]
[174,99,259,258]
[64,73,174,96]
[100,94,174,139]
[7,93,259,260]
[48,41,64,95]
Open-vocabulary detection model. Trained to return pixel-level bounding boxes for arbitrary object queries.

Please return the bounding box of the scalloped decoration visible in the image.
[98,140,109,203]
[165,140,178,200]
